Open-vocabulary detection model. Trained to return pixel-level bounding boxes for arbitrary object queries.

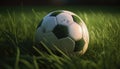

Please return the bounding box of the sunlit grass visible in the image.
[0,6,120,69]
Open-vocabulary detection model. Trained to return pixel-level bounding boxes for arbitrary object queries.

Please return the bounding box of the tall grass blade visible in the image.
[14,47,20,69]
[33,56,39,69]
[33,46,45,57]
[53,45,71,60]
[40,41,54,55]
[19,59,34,69]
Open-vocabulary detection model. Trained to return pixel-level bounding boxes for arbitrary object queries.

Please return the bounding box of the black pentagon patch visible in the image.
[72,15,81,23]
[52,25,68,39]
[50,11,62,16]
[74,38,85,52]
[37,19,43,28]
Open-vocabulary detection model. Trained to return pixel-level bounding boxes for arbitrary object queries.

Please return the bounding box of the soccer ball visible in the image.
[35,10,89,55]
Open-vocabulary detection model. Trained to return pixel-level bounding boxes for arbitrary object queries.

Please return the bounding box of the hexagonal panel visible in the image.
[52,25,69,39]
[74,38,85,52]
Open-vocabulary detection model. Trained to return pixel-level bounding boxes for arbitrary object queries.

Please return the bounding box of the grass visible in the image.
[0,6,120,69]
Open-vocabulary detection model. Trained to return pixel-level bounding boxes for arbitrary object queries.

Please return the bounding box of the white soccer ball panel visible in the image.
[63,10,75,15]
[68,23,82,41]
[42,17,57,32]
[56,37,75,52]
[56,12,74,26]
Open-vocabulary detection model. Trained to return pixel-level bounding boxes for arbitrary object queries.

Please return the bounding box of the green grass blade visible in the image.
[33,46,45,57]
[19,59,34,69]
[33,56,39,69]
[14,47,20,69]
[40,41,54,55]
[53,45,71,60]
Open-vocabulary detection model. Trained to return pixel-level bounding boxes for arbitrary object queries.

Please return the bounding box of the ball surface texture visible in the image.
[35,10,89,55]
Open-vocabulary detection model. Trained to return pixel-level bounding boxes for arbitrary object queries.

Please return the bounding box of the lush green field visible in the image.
[0,6,120,69]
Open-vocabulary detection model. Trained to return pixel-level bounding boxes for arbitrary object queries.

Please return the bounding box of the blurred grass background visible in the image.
[0,6,120,69]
